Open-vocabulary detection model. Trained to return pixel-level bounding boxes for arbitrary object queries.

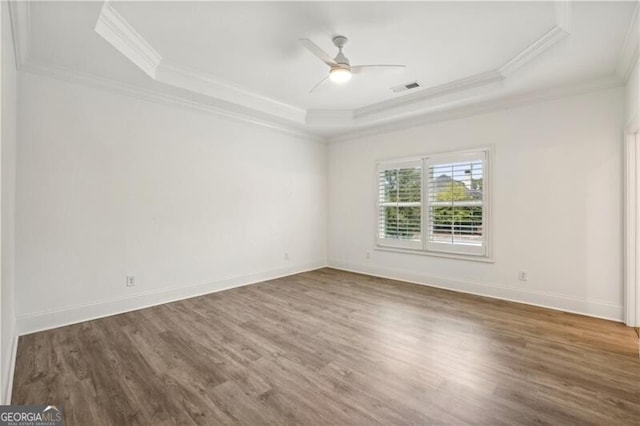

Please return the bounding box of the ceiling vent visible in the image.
[391,81,420,93]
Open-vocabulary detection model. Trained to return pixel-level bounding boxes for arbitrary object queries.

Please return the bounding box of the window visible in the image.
[377,160,423,249]
[376,149,490,258]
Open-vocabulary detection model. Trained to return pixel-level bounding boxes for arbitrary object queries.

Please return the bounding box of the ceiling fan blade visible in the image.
[351,65,406,74]
[300,39,337,67]
[309,76,329,93]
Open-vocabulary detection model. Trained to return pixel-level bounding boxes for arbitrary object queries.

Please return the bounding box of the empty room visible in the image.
[0,0,639,424]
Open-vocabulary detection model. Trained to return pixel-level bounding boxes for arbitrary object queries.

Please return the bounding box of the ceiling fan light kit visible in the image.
[329,67,352,83]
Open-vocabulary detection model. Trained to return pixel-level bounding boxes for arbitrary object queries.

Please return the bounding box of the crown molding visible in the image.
[497,1,569,78]
[7,0,30,67]
[18,59,623,147]
[305,109,354,127]
[94,1,162,78]
[92,1,575,132]
[26,0,628,140]
[616,2,639,83]
[157,61,306,124]
[347,5,571,127]
[554,0,571,34]
[95,3,305,124]
[498,26,568,77]
[356,70,504,122]
[20,61,325,144]
[305,71,505,128]
[328,75,623,144]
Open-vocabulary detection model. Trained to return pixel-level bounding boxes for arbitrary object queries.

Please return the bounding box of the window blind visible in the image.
[426,153,486,255]
[376,161,422,249]
[375,149,489,257]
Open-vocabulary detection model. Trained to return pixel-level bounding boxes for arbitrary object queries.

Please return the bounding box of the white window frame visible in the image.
[375,148,492,261]
[376,159,423,250]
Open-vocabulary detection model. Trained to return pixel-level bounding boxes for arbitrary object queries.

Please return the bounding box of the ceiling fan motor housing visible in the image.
[332,35,348,48]
[332,35,350,67]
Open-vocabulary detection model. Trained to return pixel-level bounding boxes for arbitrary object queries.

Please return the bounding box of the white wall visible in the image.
[624,58,639,327]
[1,1,18,404]
[328,88,625,321]
[16,72,327,334]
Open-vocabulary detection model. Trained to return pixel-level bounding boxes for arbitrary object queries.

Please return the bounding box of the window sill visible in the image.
[374,246,495,263]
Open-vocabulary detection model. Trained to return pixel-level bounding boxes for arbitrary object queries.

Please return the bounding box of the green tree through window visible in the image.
[431,174,482,238]
[377,151,489,256]
[381,167,421,240]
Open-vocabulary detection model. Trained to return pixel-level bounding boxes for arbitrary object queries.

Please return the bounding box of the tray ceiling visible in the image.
[11,1,639,139]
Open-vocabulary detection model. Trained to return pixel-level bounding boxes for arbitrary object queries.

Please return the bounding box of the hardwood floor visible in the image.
[12,268,640,425]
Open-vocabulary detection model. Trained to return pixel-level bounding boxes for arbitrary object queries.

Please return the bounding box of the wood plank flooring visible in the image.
[12,268,640,425]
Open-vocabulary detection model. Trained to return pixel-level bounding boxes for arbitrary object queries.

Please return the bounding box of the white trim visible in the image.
[16,1,627,139]
[94,2,162,78]
[4,335,17,405]
[357,71,505,120]
[2,2,18,406]
[498,26,568,77]
[7,0,29,67]
[625,132,639,327]
[305,109,354,127]
[554,0,571,34]
[374,246,494,263]
[157,61,305,124]
[94,3,304,124]
[22,57,618,148]
[17,260,327,336]
[616,2,639,83]
[316,7,571,126]
[21,61,325,143]
[327,261,624,322]
[329,76,623,144]
[89,0,578,133]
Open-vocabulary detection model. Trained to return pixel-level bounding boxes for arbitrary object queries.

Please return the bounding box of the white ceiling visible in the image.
[115,1,557,110]
[15,1,640,139]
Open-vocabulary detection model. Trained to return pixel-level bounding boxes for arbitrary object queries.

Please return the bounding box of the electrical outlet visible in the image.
[284,252,289,261]
[518,270,528,281]
[126,275,136,287]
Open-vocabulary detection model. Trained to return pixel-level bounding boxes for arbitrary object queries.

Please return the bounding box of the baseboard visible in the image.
[17,260,327,335]
[4,334,18,404]
[16,258,624,334]
[328,260,624,322]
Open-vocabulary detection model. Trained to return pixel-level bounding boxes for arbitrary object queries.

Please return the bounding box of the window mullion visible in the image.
[395,170,399,239]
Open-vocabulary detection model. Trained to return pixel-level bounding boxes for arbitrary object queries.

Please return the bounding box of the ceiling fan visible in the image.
[300,35,406,93]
